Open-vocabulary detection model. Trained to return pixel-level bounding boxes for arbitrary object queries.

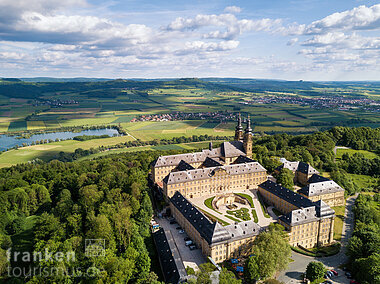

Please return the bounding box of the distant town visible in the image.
[245,94,380,112]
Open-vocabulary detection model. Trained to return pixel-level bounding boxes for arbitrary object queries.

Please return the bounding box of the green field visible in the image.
[0,139,219,168]
[1,79,379,139]
[348,173,379,191]
[1,78,380,168]
[332,205,345,241]
[120,120,234,140]
[0,135,135,167]
[336,148,379,159]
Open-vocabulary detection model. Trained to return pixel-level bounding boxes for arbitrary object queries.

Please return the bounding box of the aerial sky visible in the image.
[1,0,380,80]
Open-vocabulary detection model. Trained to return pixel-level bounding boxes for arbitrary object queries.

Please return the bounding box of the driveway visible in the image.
[278,194,358,284]
[156,216,206,272]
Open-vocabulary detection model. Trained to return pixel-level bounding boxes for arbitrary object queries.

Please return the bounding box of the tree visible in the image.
[306,261,326,282]
[246,225,291,279]
[245,255,260,283]
[219,267,241,284]
[195,263,215,284]
[276,168,294,190]
[264,280,284,284]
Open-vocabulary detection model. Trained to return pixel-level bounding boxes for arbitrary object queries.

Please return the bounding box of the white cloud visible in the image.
[166,13,282,40]
[182,40,239,53]
[305,4,380,34]
[224,6,241,14]
[287,38,298,46]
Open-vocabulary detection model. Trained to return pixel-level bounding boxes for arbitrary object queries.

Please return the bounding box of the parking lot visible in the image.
[156,216,206,272]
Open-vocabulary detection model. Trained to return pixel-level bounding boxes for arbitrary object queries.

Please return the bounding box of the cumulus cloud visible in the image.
[305,4,380,34]
[224,6,241,14]
[287,38,298,46]
[180,40,239,54]
[0,1,380,79]
[166,13,282,40]
[282,4,380,36]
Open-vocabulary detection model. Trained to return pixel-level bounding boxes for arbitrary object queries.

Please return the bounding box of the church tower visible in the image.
[234,113,243,141]
[243,115,253,157]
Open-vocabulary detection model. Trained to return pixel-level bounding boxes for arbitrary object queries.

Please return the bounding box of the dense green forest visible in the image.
[0,150,171,283]
[347,193,380,284]
[0,126,378,282]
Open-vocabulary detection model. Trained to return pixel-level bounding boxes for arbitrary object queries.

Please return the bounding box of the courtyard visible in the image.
[191,189,277,227]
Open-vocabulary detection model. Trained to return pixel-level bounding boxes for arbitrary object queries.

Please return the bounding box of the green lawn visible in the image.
[197,208,230,226]
[10,215,39,269]
[336,148,379,159]
[225,215,241,223]
[251,209,258,223]
[257,193,271,218]
[349,173,379,192]
[204,196,219,213]
[226,208,251,221]
[235,193,254,208]
[332,205,345,241]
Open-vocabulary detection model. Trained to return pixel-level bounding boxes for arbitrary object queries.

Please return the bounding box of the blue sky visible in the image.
[0,0,380,80]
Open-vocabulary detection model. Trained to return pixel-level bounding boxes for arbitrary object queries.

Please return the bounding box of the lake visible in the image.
[0,128,120,151]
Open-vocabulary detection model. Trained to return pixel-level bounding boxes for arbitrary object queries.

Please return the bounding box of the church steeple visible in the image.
[234,113,243,141]
[243,115,253,157]
[245,115,252,133]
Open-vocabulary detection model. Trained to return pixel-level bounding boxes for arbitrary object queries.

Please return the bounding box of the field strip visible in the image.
[126,131,137,140]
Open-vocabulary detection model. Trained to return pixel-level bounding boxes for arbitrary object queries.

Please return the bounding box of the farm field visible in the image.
[0,135,134,168]
[120,120,234,140]
[1,79,379,140]
[0,139,218,168]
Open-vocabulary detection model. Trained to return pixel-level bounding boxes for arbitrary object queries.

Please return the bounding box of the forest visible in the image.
[0,150,169,283]
[0,126,378,283]
[347,193,380,284]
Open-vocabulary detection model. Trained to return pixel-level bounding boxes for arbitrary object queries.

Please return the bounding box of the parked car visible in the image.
[184,237,191,242]
[178,229,185,234]
[185,240,193,246]
[330,270,338,276]
[189,245,197,250]
[345,272,352,279]
[350,280,360,284]
[176,226,182,230]
[324,280,333,284]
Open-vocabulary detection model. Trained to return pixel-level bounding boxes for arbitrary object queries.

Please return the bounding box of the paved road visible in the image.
[278,195,358,284]
[156,216,206,272]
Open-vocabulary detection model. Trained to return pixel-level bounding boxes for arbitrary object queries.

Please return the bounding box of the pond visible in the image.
[0,128,120,151]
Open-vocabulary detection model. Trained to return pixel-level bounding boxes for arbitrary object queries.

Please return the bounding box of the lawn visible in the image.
[257,192,271,218]
[197,207,230,226]
[225,215,241,223]
[235,193,254,208]
[349,173,379,192]
[204,196,219,213]
[332,205,345,241]
[10,215,39,269]
[251,209,258,223]
[226,208,251,221]
[336,148,379,159]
